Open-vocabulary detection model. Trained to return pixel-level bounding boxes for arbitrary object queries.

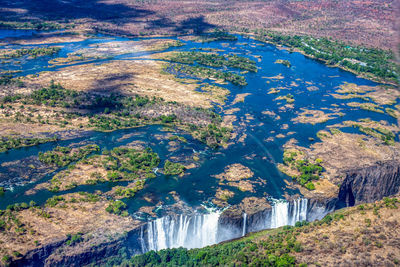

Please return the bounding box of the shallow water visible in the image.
[0,32,397,217]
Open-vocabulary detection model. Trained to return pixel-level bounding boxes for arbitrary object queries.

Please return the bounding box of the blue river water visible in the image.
[0,29,397,217]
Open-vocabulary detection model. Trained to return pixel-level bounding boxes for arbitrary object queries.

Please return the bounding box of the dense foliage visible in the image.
[105,200,128,216]
[168,63,247,86]
[114,180,145,198]
[167,51,257,72]
[38,144,100,167]
[0,47,61,59]
[283,151,323,190]
[163,160,186,176]
[0,135,58,153]
[256,31,400,83]
[190,123,231,149]
[102,147,160,181]
[0,74,24,87]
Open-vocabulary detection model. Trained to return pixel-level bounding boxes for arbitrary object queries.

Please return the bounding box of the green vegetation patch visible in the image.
[275,59,291,67]
[105,200,128,216]
[347,102,384,114]
[351,123,396,145]
[103,147,160,181]
[0,135,58,153]
[256,31,400,83]
[113,180,145,198]
[66,233,83,246]
[168,135,187,143]
[0,47,61,59]
[0,21,70,30]
[0,74,24,87]
[163,160,186,176]
[187,123,231,149]
[38,144,100,167]
[166,51,257,72]
[348,119,396,145]
[169,63,247,86]
[281,149,323,190]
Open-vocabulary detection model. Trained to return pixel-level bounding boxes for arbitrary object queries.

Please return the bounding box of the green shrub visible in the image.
[163,160,186,176]
[106,200,127,215]
[66,233,83,246]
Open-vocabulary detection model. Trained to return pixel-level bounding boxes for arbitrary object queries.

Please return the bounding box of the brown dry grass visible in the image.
[292,108,343,125]
[0,193,138,261]
[0,103,90,136]
[214,163,255,192]
[215,163,254,182]
[293,198,400,266]
[21,60,227,108]
[294,131,400,185]
[332,82,400,106]
[28,158,107,194]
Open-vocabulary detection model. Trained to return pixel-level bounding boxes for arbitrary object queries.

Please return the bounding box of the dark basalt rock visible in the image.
[10,227,145,267]
[10,238,67,267]
[338,160,400,207]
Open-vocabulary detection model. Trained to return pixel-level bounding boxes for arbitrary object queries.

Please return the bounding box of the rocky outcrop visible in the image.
[11,226,144,267]
[10,238,67,267]
[338,160,400,207]
[306,197,336,221]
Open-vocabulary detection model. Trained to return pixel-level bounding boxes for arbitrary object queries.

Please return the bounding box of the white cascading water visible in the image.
[139,225,147,253]
[289,198,308,225]
[242,213,247,236]
[270,198,308,228]
[146,211,221,251]
[144,198,309,252]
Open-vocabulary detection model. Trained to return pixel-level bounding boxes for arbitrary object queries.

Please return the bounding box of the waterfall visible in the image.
[139,225,147,253]
[146,211,221,251]
[270,198,308,228]
[143,198,310,253]
[242,213,247,236]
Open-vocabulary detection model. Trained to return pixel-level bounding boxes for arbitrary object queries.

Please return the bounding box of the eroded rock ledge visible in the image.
[338,160,400,207]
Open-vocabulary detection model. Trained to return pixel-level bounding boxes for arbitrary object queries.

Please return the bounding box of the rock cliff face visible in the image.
[338,161,400,207]
[11,228,144,267]
[10,238,67,267]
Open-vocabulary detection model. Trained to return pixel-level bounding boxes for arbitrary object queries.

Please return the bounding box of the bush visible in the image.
[1,255,10,264]
[38,144,100,167]
[66,233,83,246]
[305,182,315,190]
[46,196,65,207]
[106,200,127,215]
